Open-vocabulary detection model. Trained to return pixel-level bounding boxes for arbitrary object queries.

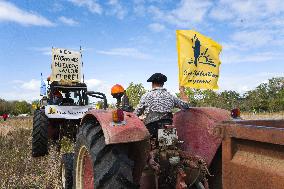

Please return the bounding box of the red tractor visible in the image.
[61,84,231,189]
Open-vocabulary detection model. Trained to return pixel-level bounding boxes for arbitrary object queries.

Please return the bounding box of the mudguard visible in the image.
[81,109,150,145]
[173,107,230,165]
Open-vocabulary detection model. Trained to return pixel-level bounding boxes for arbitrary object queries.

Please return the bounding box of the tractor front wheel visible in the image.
[32,110,48,157]
[74,120,138,189]
[61,153,74,189]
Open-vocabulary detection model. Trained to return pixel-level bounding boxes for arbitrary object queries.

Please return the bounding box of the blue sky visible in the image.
[0,0,283,102]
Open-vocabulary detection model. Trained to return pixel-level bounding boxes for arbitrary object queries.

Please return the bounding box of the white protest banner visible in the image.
[51,48,82,83]
[45,105,95,119]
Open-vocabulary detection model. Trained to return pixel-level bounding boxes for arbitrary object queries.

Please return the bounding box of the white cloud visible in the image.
[107,0,127,19]
[58,16,79,26]
[209,0,284,29]
[145,0,284,31]
[85,79,103,89]
[148,0,212,27]
[31,47,52,56]
[0,79,42,102]
[227,0,284,20]
[231,30,274,48]
[20,79,40,90]
[31,46,91,55]
[11,79,41,91]
[1,78,114,103]
[209,7,234,21]
[221,42,239,51]
[148,23,165,32]
[171,0,212,23]
[96,48,151,59]
[219,72,284,94]
[133,0,146,16]
[85,78,114,102]
[51,2,64,12]
[221,51,282,64]
[129,35,153,46]
[69,0,102,14]
[0,1,54,26]
[0,91,40,102]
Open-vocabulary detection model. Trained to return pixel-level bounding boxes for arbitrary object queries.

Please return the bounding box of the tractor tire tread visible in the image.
[74,121,138,189]
[61,153,74,189]
[32,110,49,157]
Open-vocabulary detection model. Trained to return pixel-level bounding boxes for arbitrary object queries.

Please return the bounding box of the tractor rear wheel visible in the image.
[74,120,138,189]
[32,110,48,157]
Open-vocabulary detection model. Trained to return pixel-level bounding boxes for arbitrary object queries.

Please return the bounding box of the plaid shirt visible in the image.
[134,87,190,124]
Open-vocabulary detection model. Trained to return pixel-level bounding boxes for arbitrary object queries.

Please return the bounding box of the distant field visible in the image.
[242,111,284,120]
[0,112,283,188]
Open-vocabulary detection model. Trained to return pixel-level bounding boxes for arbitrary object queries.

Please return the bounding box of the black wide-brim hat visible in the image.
[147,73,167,83]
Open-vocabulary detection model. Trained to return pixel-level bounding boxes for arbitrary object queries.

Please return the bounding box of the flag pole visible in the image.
[80,45,84,83]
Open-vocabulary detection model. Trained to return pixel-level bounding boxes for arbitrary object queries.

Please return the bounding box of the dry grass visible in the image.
[0,117,32,135]
[242,111,284,120]
[0,117,64,189]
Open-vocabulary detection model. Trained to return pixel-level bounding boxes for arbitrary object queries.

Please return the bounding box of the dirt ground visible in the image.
[0,112,283,188]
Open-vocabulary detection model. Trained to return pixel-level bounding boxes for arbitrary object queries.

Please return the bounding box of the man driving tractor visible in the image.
[52,90,63,105]
[134,73,190,138]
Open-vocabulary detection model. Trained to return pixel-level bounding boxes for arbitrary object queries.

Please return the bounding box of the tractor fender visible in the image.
[81,109,150,145]
[173,107,230,166]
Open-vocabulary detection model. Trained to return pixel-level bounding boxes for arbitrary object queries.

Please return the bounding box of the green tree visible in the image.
[96,101,105,109]
[243,77,284,112]
[176,88,202,106]
[178,88,220,107]
[197,90,219,107]
[218,90,241,110]
[12,101,32,115]
[0,99,12,115]
[244,86,268,112]
[267,77,284,112]
[177,77,284,112]
[125,82,147,108]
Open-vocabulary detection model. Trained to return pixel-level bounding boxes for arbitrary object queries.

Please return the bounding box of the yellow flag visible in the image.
[176,30,222,89]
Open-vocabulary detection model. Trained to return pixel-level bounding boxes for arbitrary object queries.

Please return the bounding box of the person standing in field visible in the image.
[2,113,8,121]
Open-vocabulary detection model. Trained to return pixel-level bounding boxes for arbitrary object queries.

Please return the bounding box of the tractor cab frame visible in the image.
[32,80,108,157]
[48,81,88,106]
